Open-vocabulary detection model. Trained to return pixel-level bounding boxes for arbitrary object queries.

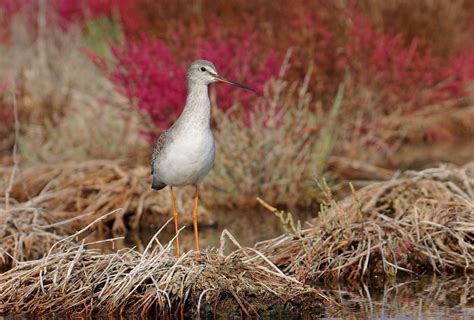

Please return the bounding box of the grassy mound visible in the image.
[0,223,327,317]
[255,163,474,282]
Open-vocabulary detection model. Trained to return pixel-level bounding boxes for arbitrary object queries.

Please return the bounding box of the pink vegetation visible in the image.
[2,0,474,145]
[91,31,281,130]
[91,40,187,130]
[346,13,474,112]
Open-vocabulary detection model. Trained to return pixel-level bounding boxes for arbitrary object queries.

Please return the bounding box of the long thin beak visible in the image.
[214,74,256,92]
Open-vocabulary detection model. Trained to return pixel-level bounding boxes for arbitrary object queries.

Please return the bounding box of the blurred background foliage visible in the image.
[0,0,473,209]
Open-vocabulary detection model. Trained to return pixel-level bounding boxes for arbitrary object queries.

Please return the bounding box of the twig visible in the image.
[256,197,277,213]
[4,81,20,211]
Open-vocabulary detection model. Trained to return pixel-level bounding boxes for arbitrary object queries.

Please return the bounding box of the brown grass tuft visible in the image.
[0,203,69,272]
[0,160,215,237]
[255,163,474,282]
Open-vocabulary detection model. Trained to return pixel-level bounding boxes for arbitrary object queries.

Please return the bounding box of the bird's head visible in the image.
[187,59,255,92]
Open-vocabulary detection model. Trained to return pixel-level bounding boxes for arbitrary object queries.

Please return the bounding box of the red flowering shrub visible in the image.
[91,29,281,133]
[5,0,471,116]
[2,0,473,152]
[90,39,186,130]
[345,12,474,112]
[54,0,143,34]
[196,30,281,111]
[0,0,143,37]
[88,0,474,151]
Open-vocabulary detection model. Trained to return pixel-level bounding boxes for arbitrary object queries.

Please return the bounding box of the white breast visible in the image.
[154,128,215,186]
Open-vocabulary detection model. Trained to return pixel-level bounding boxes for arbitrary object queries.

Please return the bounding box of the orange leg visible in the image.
[192,185,200,258]
[169,186,180,257]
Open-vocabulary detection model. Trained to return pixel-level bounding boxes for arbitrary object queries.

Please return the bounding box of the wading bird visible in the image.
[151,60,255,257]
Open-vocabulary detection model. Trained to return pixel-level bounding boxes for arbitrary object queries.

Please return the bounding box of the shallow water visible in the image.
[124,207,308,253]
[320,277,473,319]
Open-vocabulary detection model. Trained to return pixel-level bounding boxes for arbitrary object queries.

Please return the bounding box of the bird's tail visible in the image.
[151,178,167,191]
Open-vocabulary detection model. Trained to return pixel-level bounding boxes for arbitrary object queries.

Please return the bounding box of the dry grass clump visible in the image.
[255,163,474,282]
[0,202,70,272]
[207,60,344,208]
[0,229,327,317]
[18,90,151,165]
[0,160,214,237]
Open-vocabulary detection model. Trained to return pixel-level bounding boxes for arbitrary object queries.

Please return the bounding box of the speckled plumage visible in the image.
[151,129,169,175]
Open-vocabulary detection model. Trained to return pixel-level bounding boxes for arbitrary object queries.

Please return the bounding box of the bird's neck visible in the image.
[179,82,211,128]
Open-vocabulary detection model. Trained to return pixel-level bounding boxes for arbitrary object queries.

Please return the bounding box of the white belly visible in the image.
[154,129,215,186]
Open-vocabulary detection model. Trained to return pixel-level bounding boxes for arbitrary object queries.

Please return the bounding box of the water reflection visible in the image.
[325,277,474,318]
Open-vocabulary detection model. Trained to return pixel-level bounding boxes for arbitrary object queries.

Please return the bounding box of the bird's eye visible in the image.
[200,67,206,72]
